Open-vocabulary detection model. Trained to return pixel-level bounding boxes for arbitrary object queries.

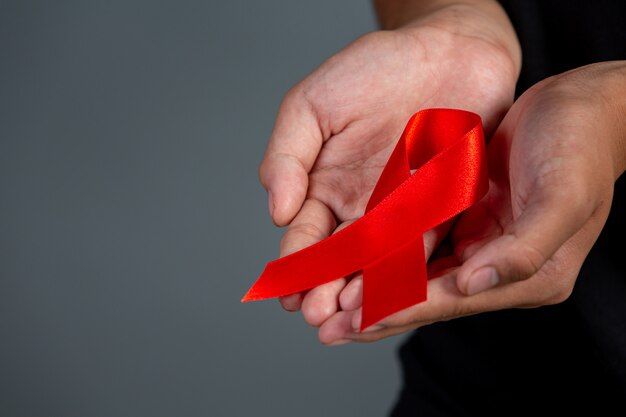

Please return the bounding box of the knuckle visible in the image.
[517,244,546,278]
[288,222,326,242]
[505,234,548,282]
[541,268,577,306]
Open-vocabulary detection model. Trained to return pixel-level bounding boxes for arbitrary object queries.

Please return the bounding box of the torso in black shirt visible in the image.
[392,1,626,415]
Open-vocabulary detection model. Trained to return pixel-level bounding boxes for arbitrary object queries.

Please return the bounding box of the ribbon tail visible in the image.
[360,237,427,332]
[241,262,301,302]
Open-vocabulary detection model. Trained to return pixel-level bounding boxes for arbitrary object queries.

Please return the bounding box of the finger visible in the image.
[278,293,304,313]
[300,220,355,326]
[333,270,507,344]
[339,274,362,311]
[354,233,584,336]
[279,199,337,257]
[259,88,324,226]
[456,185,597,296]
[301,278,347,327]
[277,199,336,312]
[349,272,462,336]
[317,310,357,345]
[426,255,460,278]
[321,306,420,344]
[343,203,611,343]
[347,269,503,341]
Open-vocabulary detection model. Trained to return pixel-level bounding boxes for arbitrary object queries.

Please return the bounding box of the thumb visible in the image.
[456,186,595,296]
[259,88,324,226]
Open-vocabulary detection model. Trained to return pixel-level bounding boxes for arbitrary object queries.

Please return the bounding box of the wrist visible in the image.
[601,62,626,180]
[560,61,626,180]
[375,0,521,76]
[375,0,502,29]
[573,62,626,180]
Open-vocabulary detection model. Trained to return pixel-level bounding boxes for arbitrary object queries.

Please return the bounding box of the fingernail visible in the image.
[268,189,275,217]
[328,339,351,347]
[361,324,385,333]
[352,313,384,333]
[467,267,499,295]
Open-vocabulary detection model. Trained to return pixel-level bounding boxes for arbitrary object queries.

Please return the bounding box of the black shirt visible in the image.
[392,1,626,415]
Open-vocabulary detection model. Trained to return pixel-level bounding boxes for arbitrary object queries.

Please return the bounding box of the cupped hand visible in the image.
[322,62,626,345]
[259,4,520,332]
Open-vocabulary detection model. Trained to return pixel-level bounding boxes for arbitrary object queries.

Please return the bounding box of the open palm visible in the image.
[259,9,519,330]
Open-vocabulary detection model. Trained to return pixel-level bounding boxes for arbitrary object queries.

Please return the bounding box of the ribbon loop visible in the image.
[243,109,488,331]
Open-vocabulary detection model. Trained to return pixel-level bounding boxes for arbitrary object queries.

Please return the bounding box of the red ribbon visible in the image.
[243,109,488,331]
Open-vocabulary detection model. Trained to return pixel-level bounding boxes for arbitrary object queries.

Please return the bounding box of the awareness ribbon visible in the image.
[243,109,488,332]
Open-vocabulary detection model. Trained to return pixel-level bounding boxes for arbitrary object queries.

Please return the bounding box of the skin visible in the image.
[259,0,626,345]
[260,0,520,322]
[323,62,626,344]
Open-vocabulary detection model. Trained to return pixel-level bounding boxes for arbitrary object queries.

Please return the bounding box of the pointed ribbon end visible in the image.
[241,287,259,303]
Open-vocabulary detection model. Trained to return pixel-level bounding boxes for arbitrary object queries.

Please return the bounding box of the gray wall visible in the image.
[0,1,405,416]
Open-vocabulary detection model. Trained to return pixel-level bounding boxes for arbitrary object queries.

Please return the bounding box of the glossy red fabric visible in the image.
[243,109,488,331]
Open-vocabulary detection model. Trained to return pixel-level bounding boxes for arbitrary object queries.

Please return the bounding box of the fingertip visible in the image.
[339,275,363,311]
[456,233,547,296]
[318,311,356,345]
[301,278,347,327]
[261,156,309,226]
[279,199,336,258]
[279,293,303,312]
[461,266,500,296]
[456,245,501,296]
[302,292,337,328]
[302,300,335,327]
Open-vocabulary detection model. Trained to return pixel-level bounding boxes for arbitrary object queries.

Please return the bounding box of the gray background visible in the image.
[0,1,406,416]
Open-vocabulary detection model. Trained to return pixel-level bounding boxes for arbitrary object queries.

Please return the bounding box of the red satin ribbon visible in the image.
[243,109,488,331]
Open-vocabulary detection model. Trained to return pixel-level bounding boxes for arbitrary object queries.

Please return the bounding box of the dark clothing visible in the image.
[392,1,626,415]
[502,0,626,95]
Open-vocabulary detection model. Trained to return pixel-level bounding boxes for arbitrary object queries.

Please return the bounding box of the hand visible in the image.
[322,62,626,344]
[259,2,520,335]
